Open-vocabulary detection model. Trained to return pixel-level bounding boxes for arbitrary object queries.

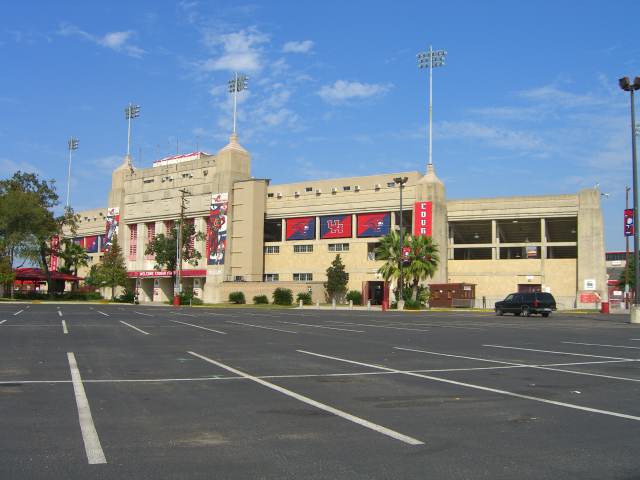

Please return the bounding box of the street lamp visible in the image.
[394,176,409,310]
[619,76,640,320]
[417,46,447,168]
[228,73,248,135]
[124,103,141,156]
[65,137,79,208]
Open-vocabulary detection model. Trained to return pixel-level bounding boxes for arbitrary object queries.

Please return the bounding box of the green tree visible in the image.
[84,264,103,289]
[405,235,439,301]
[0,172,77,296]
[619,256,635,291]
[97,235,128,300]
[375,230,405,296]
[144,222,204,293]
[324,254,349,302]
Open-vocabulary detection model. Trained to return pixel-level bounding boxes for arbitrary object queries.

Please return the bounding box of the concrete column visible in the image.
[491,220,497,260]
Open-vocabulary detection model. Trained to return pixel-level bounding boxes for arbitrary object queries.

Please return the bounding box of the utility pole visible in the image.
[174,188,190,305]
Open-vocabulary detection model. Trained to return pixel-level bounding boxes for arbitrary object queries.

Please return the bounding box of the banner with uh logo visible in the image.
[413,201,433,237]
[320,214,352,239]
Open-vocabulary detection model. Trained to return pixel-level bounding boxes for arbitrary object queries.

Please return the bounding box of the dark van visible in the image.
[495,292,556,317]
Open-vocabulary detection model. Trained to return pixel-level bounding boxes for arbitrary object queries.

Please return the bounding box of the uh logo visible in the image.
[327,219,344,234]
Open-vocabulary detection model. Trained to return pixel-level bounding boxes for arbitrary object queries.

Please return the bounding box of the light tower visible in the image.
[228,73,248,134]
[417,46,447,168]
[124,103,141,156]
[65,137,79,208]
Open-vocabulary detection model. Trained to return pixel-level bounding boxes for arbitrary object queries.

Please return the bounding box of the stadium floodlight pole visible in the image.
[124,103,141,156]
[394,176,409,310]
[228,73,248,134]
[65,137,79,208]
[619,76,640,317]
[417,46,447,167]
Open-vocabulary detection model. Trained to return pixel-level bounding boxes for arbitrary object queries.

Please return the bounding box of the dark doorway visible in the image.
[518,284,541,293]
[367,281,384,305]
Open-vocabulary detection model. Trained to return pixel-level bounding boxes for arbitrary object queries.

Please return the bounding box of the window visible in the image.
[294,244,313,253]
[293,273,313,282]
[264,273,279,282]
[387,182,396,187]
[184,218,195,254]
[328,243,349,252]
[128,224,137,259]
[342,186,351,191]
[264,219,282,242]
[264,245,280,254]
[164,220,174,233]
[234,276,245,282]
[367,242,381,260]
[305,187,313,192]
[145,222,155,259]
[267,193,274,198]
[143,178,154,184]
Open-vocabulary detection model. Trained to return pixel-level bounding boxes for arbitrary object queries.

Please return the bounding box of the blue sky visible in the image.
[1,1,638,250]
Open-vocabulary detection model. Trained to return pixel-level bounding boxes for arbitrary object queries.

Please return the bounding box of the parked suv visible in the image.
[495,292,556,317]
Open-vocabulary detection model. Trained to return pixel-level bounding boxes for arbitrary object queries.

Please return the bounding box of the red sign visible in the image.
[413,202,433,237]
[127,269,207,278]
[624,208,634,237]
[580,292,599,303]
[50,235,59,272]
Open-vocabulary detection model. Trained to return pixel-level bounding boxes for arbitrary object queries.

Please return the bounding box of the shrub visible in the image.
[296,292,312,305]
[229,291,246,304]
[273,287,293,306]
[345,290,362,305]
[403,298,422,310]
[253,294,269,304]
[115,289,135,303]
[191,297,203,305]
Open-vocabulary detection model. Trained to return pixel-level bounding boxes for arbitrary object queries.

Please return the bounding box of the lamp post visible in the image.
[619,76,640,322]
[65,137,79,208]
[228,73,248,135]
[394,176,409,310]
[124,103,141,156]
[417,46,447,168]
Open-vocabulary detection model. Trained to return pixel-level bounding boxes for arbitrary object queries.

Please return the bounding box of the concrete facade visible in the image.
[66,135,607,309]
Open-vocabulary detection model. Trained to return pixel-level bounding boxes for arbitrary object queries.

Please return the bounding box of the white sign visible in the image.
[584,279,596,291]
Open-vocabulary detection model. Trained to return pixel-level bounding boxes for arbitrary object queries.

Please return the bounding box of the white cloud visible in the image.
[518,85,606,109]
[318,80,392,104]
[200,28,269,73]
[282,40,314,54]
[0,158,40,175]
[57,23,145,58]
[438,121,544,152]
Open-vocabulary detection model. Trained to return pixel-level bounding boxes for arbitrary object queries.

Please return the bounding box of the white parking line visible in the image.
[327,321,429,333]
[170,320,226,335]
[58,310,63,317]
[395,347,640,384]
[0,320,6,325]
[226,321,297,334]
[188,350,424,446]
[562,341,640,350]
[134,311,153,317]
[13,310,23,316]
[119,321,150,335]
[67,352,106,464]
[96,311,109,317]
[62,320,68,334]
[277,321,364,333]
[483,344,636,361]
[173,312,197,317]
[298,350,640,423]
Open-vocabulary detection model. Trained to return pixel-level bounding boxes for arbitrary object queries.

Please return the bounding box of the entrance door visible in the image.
[368,281,384,305]
[518,284,541,293]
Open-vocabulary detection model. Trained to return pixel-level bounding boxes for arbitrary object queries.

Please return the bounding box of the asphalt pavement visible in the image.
[1,303,639,479]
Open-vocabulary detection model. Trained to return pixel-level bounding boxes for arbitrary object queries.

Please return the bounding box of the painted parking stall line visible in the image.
[188,350,424,446]
[13,309,24,316]
[96,311,109,317]
[62,320,68,334]
[298,350,640,423]
[562,341,640,350]
[483,344,637,361]
[277,321,364,333]
[170,320,227,335]
[119,321,150,335]
[58,310,63,317]
[0,320,6,325]
[67,352,107,465]
[134,311,153,317]
[226,321,297,334]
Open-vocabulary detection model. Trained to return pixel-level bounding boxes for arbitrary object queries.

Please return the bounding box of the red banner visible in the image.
[413,201,433,237]
[50,235,59,272]
[625,208,634,237]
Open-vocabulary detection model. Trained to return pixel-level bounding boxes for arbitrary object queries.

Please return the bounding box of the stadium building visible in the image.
[67,133,607,309]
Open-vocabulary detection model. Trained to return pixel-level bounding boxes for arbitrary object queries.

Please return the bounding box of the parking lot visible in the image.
[1,304,639,479]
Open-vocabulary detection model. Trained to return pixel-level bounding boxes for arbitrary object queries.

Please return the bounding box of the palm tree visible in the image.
[375,230,408,298]
[405,235,439,301]
[58,238,90,279]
